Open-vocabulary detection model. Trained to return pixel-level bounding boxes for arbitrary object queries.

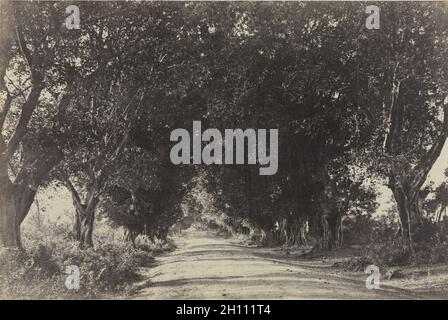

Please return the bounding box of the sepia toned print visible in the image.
[1,1,448,300]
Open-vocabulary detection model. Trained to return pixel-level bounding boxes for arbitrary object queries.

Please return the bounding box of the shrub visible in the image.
[363,218,448,267]
[364,238,413,267]
[0,221,163,299]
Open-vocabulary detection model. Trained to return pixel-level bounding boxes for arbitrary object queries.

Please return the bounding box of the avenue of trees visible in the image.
[1,1,448,262]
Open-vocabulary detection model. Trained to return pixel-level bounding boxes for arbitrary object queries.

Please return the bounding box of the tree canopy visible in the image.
[1,1,448,253]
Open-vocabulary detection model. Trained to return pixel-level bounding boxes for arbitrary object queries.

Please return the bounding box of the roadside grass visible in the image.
[0,220,175,299]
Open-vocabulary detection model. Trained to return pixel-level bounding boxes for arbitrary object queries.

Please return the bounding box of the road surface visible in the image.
[133,228,420,299]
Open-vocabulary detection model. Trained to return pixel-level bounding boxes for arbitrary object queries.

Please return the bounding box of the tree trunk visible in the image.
[79,211,94,248]
[0,159,61,249]
[299,218,308,246]
[316,211,341,251]
[73,206,81,241]
[65,177,100,248]
[14,186,40,249]
[320,215,332,250]
[389,175,422,244]
[382,61,448,245]
[72,203,95,248]
[0,176,20,248]
[124,230,137,248]
[435,205,446,223]
[72,198,97,248]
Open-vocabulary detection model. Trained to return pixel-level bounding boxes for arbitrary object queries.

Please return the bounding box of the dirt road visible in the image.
[133,228,421,299]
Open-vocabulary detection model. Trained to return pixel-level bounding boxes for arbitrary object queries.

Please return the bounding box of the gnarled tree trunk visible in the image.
[79,211,95,248]
[66,179,99,248]
[316,212,342,251]
[388,175,421,243]
[0,169,19,248]
[72,202,96,248]
[0,146,62,249]
[382,63,448,245]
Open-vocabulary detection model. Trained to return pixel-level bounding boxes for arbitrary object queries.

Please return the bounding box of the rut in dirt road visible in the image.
[133,229,420,299]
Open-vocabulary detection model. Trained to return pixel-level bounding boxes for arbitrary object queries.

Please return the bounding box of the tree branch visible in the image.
[102,90,146,170]
[0,91,12,131]
[0,1,15,93]
[4,79,43,161]
[15,145,63,223]
[411,104,448,192]
[65,177,83,209]
[14,18,33,72]
[383,63,402,155]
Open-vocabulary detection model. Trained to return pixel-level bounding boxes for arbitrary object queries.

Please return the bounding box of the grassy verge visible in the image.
[0,222,174,299]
